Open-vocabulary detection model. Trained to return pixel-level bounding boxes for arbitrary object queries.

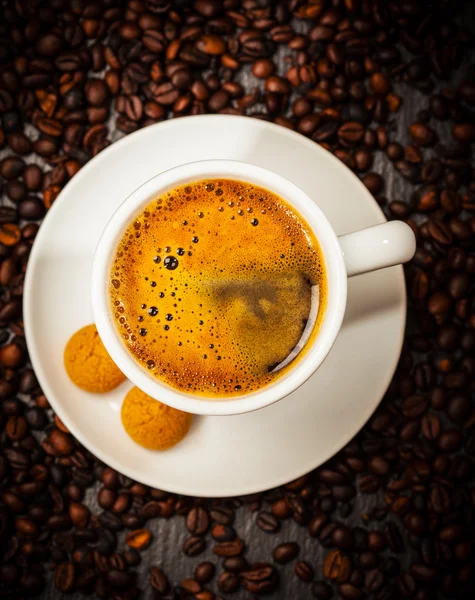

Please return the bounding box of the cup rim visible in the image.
[91,159,347,416]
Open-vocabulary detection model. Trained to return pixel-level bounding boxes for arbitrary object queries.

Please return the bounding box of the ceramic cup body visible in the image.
[92,159,414,416]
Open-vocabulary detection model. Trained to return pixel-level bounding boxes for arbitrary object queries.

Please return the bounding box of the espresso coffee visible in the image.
[110,179,326,397]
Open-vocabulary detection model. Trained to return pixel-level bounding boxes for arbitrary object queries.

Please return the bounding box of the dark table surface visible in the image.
[1,1,475,599]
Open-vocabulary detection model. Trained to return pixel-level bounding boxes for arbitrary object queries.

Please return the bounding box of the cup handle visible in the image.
[338,221,416,277]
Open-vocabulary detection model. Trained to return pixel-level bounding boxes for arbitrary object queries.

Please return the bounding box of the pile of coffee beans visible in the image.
[0,0,474,598]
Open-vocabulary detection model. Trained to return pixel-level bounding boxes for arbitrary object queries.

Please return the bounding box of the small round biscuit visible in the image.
[64,324,125,392]
[121,387,192,450]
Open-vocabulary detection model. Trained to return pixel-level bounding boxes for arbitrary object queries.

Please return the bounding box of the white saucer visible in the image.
[24,116,406,498]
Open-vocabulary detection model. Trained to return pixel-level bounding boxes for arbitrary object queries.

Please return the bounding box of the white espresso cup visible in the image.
[92,160,415,416]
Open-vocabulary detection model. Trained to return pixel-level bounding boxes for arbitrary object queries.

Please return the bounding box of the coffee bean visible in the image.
[68,503,90,528]
[209,506,234,525]
[332,485,356,501]
[452,122,475,143]
[338,122,364,144]
[19,197,46,220]
[195,561,215,584]
[33,138,57,157]
[125,529,152,550]
[184,536,206,557]
[24,407,47,430]
[295,560,314,582]
[5,415,27,441]
[217,571,240,593]
[212,524,235,541]
[107,570,132,589]
[149,567,168,593]
[323,549,352,583]
[252,59,275,79]
[339,583,364,599]
[447,395,471,422]
[387,143,404,161]
[272,541,299,564]
[15,517,38,537]
[213,538,244,557]
[257,511,280,533]
[410,563,436,582]
[402,396,428,418]
[312,580,334,599]
[409,123,436,146]
[438,429,462,452]
[223,557,248,573]
[385,523,404,552]
[362,172,383,195]
[180,578,201,594]
[359,474,379,494]
[48,430,74,455]
[8,132,32,155]
[54,563,75,592]
[332,526,354,550]
[398,573,416,596]
[241,563,277,594]
[186,506,210,535]
[85,79,109,106]
[0,156,25,179]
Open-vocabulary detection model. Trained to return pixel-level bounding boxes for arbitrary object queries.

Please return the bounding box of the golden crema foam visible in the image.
[110,179,327,398]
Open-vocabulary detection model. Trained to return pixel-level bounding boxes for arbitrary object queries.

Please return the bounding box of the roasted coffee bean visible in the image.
[398,573,416,596]
[210,507,234,525]
[68,502,90,528]
[0,157,25,179]
[402,396,428,418]
[211,524,235,541]
[183,536,206,557]
[257,511,280,533]
[186,507,210,535]
[54,563,75,592]
[48,430,74,455]
[362,172,383,195]
[421,413,441,440]
[312,580,334,599]
[252,59,275,79]
[217,571,240,593]
[387,143,404,161]
[125,529,152,550]
[385,523,404,552]
[24,407,47,430]
[241,563,277,594]
[223,556,248,573]
[332,526,354,550]
[102,468,119,490]
[338,122,364,144]
[8,132,32,155]
[195,561,215,584]
[339,583,364,599]
[180,578,201,594]
[213,538,244,557]
[438,429,462,452]
[85,79,109,106]
[273,541,299,563]
[323,549,352,583]
[452,122,475,143]
[149,567,168,593]
[295,560,314,582]
[409,123,436,146]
